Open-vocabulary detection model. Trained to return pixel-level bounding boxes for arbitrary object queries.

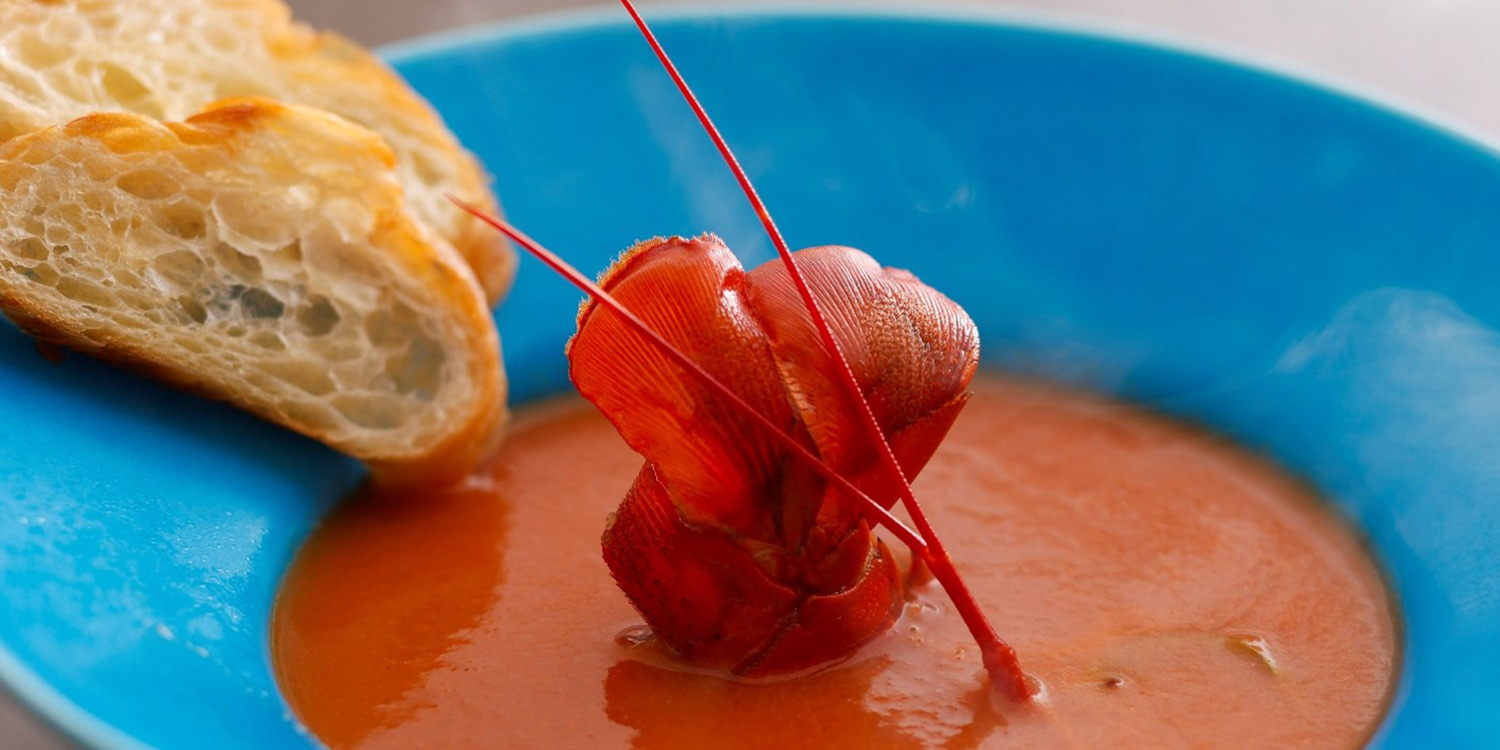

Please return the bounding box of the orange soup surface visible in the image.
[273,377,1397,749]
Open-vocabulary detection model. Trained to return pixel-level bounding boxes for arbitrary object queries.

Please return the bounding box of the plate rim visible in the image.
[384,0,1500,164]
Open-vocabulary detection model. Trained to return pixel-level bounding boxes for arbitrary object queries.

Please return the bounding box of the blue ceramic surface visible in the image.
[2,5,1497,747]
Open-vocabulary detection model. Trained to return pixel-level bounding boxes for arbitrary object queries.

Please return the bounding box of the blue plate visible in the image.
[3,5,1497,747]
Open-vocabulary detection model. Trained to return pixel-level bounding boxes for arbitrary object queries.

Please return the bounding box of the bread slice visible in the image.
[0,0,514,305]
[0,97,505,486]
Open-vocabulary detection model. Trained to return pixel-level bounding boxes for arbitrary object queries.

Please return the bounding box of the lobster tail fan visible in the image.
[745,246,980,522]
[570,235,798,541]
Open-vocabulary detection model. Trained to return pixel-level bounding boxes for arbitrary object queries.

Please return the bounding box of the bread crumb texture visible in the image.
[0,98,505,486]
[0,0,514,302]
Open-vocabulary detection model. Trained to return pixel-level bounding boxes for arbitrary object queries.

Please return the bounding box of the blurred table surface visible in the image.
[3,0,1498,748]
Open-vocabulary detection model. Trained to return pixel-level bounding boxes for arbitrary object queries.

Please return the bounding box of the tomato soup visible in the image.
[272,376,1397,749]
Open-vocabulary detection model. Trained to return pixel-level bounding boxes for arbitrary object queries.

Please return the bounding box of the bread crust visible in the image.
[0,0,515,304]
[0,98,505,487]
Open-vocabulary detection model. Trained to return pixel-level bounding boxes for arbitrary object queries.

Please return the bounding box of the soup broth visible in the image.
[273,376,1397,749]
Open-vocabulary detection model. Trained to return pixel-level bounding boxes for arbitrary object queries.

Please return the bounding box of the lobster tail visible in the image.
[575,236,978,675]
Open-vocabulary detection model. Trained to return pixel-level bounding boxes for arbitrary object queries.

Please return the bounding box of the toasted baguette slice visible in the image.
[0,98,505,486]
[0,0,514,304]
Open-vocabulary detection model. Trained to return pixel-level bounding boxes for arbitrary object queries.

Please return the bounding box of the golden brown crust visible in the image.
[0,0,515,305]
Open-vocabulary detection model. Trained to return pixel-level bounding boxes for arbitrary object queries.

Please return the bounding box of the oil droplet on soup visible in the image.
[272,376,1397,749]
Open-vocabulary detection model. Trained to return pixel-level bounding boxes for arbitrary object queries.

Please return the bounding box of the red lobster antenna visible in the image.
[617,0,1029,700]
